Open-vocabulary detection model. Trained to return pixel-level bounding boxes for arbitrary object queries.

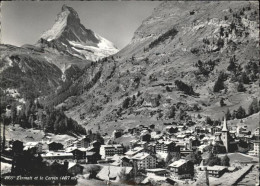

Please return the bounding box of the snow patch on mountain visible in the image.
[68,34,118,61]
[41,10,69,41]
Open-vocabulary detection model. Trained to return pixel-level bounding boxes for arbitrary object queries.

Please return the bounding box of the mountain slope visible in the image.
[0,44,92,102]
[47,2,259,134]
[37,5,118,61]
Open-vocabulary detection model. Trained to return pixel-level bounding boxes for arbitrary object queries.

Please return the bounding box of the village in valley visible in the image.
[1,1,259,186]
[1,110,259,185]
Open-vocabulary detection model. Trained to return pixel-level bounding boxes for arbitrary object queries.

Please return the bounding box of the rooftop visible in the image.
[42,151,73,158]
[125,147,144,156]
[132,152,150,160]
[169,159,188,167]
[207,165,227,171]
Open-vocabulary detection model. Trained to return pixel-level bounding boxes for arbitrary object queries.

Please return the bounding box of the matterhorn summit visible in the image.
[38,5,118,61]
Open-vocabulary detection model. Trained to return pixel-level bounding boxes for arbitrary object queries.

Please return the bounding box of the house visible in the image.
[70,148,86,160]
[147,143,156,154]
[248,140,260,156]
[121,157,133,167]
[141,133,151,142]
[67,163,84,176]
[188,138,201,150]
[136,141,148,149]
[211,126,222,135]
[146,168,167,176]
[24,142,43,153]
[254,128,259,136]
[100,144,124,158]
[113,130,122,138]
[86,151,101,163]
[12,140,23,155]
[96,166,133,182]
[176,134,187,140]
[42,151,73,162]
[165,126,178,134]
[207,166,227,177]
[168,159,194,179]
[156,140,177,153]
[65,139,75,147]
[73,136,90,148]
[91,141,101,152]
[132,152,157,170]
[48,142,64,151]
[49,161,68,175]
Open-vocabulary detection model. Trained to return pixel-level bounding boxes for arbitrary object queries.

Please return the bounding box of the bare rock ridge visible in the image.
[38,4,118,61]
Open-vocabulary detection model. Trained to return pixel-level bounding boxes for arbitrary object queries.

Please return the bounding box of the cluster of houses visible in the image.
[3,117,259,184]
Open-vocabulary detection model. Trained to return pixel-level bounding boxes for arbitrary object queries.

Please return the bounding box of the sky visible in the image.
[1,1,160,49]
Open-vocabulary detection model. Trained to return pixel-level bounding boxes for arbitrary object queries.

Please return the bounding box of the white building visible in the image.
[132,152,157,170]
[248,140,260,156]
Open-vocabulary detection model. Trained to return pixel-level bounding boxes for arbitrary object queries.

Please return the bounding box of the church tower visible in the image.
[221,116,229,152]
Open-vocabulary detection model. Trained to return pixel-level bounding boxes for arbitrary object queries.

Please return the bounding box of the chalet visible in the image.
[12,140,23,154]
[121,156,133,167]
[136,141,148,149]
[188,138,201,150]
[132,152,157,170]
[165,126,178,134]
[146,168,167,176]
[67,163,84,176]
[156,140,177,153]
[180,149,193,157]
[96,166,133,182]
[91,141,101,149]
[176,134,187,140]
[229,131,237,138]
[147,143,156,154]
[129,140,139,149]
[168,159,194,179]
[254,128,259,136]
[207,166,227,177]
[248,140,260,156]
[24,142,43,153]
[141,133,151,142]
[42,151,73,162]
[185,130,193,137]
[70,148,86,160]
[48,142,64,151]
[65,139,75,147]
[50,161,68,175]
[73,136,90,148]
[211,126,222,135]
[113,130,122,138]
[86,151,101,163]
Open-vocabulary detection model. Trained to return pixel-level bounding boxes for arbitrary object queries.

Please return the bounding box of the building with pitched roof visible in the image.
[132,152,157,170]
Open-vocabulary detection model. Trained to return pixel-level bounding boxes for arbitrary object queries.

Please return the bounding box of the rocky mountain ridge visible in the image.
[58,1,259,134]
[0,4,119,103]
[37,5,118,61]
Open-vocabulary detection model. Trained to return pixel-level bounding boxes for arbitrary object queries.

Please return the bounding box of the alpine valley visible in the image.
[1,1,259,136]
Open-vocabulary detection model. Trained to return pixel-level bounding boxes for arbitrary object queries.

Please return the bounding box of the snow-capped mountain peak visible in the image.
[39,5,118,61]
